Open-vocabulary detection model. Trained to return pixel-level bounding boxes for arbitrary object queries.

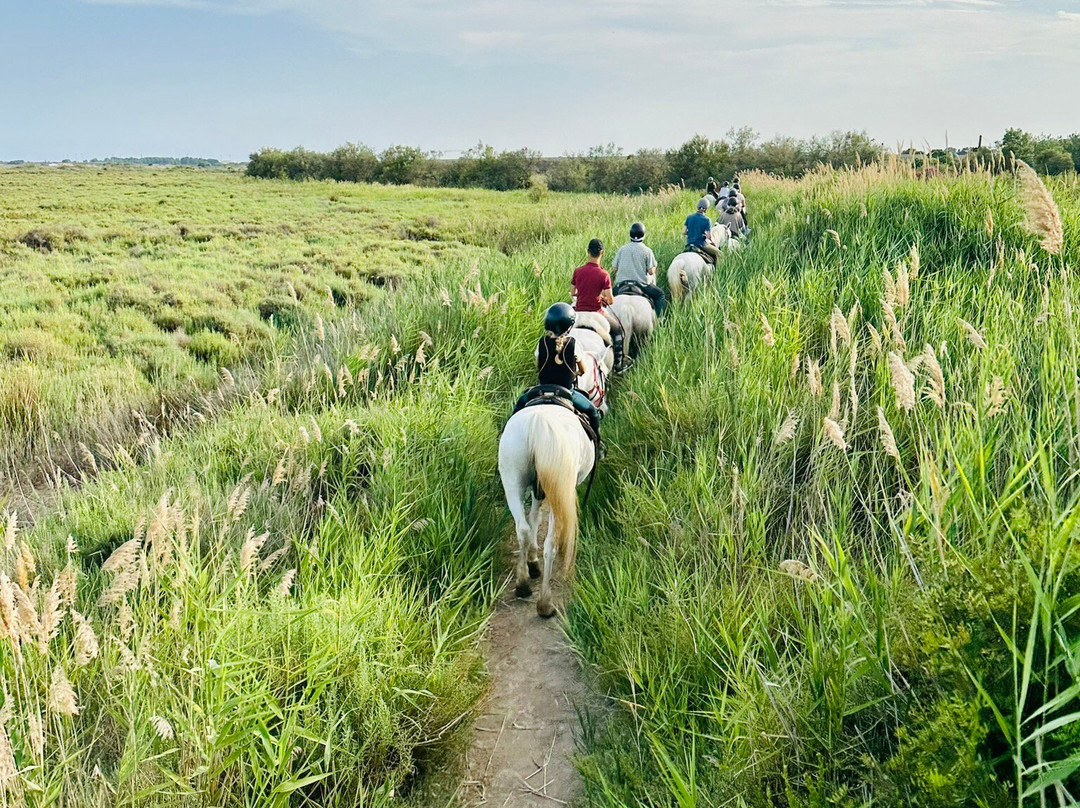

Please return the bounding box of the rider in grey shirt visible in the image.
[611,222,666,315]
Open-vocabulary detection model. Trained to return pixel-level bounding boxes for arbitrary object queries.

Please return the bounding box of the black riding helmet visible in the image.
[629,221,646,241]
[544,302,576,335]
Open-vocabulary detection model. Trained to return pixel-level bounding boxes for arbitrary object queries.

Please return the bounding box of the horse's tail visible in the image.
[667,256,689,302]
[528,418,580,573]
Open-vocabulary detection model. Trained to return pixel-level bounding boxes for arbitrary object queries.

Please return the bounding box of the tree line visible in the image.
[245,130,883,193]
[245,128,1077,192]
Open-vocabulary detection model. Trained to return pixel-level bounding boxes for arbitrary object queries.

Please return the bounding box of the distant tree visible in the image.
[324,143,379,183]
[666,135,733,187]
[377,145,429,185]
[999,128,1036,162]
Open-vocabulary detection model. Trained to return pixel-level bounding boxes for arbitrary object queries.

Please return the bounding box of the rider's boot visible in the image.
[612,331,630,373]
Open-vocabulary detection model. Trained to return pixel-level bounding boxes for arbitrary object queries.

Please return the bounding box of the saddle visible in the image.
[613,279,647,298]
[513,385,600,447]
[612,280,656,310]
[685,244,717,265]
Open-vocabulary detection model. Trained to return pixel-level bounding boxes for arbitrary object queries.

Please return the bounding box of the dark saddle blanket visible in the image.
[513,385,599,446]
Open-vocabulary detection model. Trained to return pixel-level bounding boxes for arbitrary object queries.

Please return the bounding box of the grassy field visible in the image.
[0,166,628,494]
[1,163,1079,806]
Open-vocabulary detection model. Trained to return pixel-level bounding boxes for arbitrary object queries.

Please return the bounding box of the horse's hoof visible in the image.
[536,601,556,619]
[514,582,533,598]
[527,561,541,580]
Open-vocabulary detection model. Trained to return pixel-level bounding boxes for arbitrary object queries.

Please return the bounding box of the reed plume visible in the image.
[888,351,916,411]
[823,417,848,450]
[774,412,799,445]
[877,406,900,461]
[958,318,987,350]
[1016,160,1064,255]
[760,313,776,347]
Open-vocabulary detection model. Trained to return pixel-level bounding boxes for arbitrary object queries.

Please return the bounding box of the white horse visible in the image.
[571,324,613,412]
[608,292,656,359]
[666,223,737,302]
[498,404,596,617]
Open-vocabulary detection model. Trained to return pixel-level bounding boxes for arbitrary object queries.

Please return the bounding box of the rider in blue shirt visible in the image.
[684,199,719,262]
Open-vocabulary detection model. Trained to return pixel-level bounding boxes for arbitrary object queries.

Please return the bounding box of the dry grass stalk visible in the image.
[909,244,920,279]
[779,559,820,583]
[895,261,910,307]
[276,569,297,597]
[150,715,175,741]
[823,417,848,450]
[240,529,270,576]
[315,314,326,342]
[760,314,776,347]
[48,666,79,716]
[958,318,987,350]
[118,599,135,644]
[774,412,799,444]
[829,380,842,420]
[72,610,99,666]
[0,723,15,787]
[762,276,775,294]
[390,334,400,355]
[882,267,896,307]
[220,367,235,388]
[985,207,994,238]
[867,323,882,354]
[1016,160,1064,255]
[309,416,322,443]
[790,353,800,379]
[103,538,141,576]
[0,575,16,647]
[849,375,859,421]
[987,376,1007,417]
[57,564,77,608]
[807,359,823,397]
[38,579,65,653]
[877,406,900,461]
[14,586,41,646]
[888,351,916,411]
[3,512,16,552]
[27,712,44,762]
[922,344,946,408]
[832,306,852,345]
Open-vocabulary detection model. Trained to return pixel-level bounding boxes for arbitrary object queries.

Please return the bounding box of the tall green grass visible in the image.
[570,165,1080,806]
[0,178,688,805]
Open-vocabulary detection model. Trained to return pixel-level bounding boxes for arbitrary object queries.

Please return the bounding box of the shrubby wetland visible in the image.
[0,158,1079,807]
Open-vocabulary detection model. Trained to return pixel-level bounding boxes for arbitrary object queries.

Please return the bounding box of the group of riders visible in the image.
[511,178,749,451]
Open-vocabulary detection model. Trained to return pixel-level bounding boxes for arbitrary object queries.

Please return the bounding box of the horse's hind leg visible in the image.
[526,496,542,580]
[505,484,534,598]
[536,505,558,618]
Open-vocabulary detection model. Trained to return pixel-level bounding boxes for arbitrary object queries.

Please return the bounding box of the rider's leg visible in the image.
[646,284,667,316]
[703,242,721,263]
[603,309,627,371]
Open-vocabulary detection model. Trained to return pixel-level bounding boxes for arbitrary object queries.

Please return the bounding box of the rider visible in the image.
[717,196,746,237]
[705,177,720,205]
[572,238,629,372]
[514,302,602,438]
[685,198,720,263]
[733,182,748,226]
[612,222,667,315]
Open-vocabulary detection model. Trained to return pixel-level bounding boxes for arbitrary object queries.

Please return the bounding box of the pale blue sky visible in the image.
[3,0,1079,161]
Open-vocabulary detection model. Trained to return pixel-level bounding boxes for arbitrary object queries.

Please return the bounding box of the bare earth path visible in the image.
[461,586,594,807]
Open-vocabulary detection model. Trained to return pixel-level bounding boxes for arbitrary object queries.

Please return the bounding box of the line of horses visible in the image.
[497,222,741,617]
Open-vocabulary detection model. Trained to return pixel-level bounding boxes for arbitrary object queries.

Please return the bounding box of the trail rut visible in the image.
[461,586,594,807]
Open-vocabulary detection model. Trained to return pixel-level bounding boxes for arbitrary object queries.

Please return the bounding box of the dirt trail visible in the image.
[461,586,594,807]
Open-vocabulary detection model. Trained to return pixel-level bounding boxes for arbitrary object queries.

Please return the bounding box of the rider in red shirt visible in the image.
[571,238,627,372]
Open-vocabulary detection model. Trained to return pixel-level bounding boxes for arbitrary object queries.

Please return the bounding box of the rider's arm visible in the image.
[601,288,614,306]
